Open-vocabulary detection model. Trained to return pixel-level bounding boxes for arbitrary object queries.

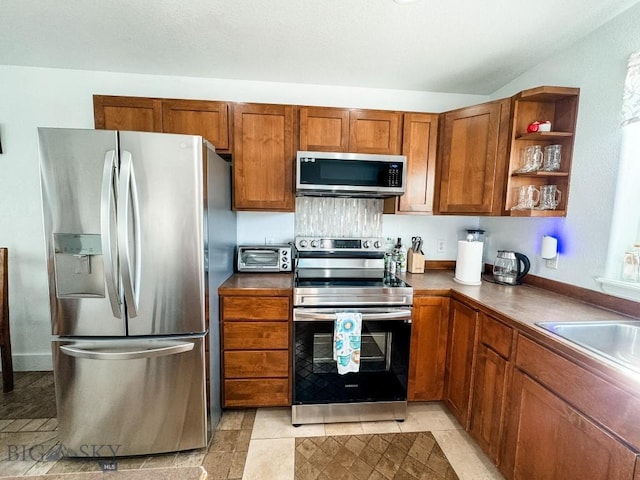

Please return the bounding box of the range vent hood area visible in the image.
[295,151,407,198]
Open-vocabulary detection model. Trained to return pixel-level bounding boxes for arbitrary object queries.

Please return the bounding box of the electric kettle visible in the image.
[493,251,530,285]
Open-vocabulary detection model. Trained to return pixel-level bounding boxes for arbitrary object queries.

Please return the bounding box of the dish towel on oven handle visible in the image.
[333,312,363,375]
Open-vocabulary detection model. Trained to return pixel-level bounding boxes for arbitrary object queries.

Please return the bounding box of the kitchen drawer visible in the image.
[224,378,289,407]
[224,350,289,378]
[223,322,289,350]
[222,296,290,321]
[480,313,513,359]
[515,334,640,451]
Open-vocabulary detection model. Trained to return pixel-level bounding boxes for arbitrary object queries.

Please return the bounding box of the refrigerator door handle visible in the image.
[60,341,194,360]
[100,150,122,318]
[117,150,141,318]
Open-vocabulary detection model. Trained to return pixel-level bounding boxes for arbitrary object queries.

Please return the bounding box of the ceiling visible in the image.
[1,0,639,95]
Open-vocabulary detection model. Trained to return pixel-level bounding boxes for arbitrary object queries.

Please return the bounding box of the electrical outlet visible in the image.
[265,238,274,245]
[436,239,446,253]
[546,256,559,269]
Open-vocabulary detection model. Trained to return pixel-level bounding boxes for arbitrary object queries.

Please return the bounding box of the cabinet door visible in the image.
[444,299,478,428]
[436,99,510,215]
[408,296,450,401]
[93,95,162,132]
[232,103,295,211]
[162,99,230,151]
[299,106,349,152]
[349,110,403,154]
[385,113,439,214]
[501,370,636,480]
[470,343,508,463]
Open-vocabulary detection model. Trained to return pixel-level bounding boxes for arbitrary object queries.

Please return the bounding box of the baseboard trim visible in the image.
[1,353,53,372]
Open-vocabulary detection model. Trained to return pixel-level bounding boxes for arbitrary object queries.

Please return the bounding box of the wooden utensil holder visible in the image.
[407,249,425,273]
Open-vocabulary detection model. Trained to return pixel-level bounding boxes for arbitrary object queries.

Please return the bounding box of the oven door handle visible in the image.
[294,310,412,322]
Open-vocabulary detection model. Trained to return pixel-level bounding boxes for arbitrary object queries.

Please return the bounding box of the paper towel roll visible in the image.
[454,240,484,285]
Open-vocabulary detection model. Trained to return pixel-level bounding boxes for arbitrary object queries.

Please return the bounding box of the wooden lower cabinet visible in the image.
[444,299,478,427]
[469,313,513,464]
[501,369,636,480]
[224,379,289,407]
[221,295,291,407]
[407,296,449,401]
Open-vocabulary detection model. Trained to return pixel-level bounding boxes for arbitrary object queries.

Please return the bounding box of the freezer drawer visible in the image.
[52,335,208,457]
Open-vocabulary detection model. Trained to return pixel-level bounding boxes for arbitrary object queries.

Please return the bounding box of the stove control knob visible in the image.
[299,239,308,248]
[374,240,381,249]
[363,240,370,248]
[311,240,319,248]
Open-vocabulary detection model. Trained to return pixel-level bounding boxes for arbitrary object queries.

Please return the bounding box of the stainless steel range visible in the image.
[292,236,413,425]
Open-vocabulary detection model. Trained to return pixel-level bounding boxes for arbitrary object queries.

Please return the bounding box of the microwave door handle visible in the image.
[294,310,412,322]
[100,150,122,318]
[117,150,141,318]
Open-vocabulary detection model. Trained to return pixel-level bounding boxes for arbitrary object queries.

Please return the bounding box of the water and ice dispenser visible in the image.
[53,234,105,297]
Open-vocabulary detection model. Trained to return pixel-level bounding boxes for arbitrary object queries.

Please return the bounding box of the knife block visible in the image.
[407,249,425,274]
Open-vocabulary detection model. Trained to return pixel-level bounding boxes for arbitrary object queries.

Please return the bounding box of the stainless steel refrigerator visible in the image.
[38,127,236,456]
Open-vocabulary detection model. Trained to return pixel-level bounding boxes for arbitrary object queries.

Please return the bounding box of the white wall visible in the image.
[0,66,485,370]
[480,2,640,291]
[4,2,639,370]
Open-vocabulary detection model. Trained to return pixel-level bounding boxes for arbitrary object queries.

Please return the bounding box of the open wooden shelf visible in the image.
[504,86,579,216]
[515,131,573,141]
[511,171,569,178]
[508,209,567,217]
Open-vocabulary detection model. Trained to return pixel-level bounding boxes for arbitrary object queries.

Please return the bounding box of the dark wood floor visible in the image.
[0,371,56,419]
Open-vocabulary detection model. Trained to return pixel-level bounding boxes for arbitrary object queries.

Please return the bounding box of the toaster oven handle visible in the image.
[294,310,412,322]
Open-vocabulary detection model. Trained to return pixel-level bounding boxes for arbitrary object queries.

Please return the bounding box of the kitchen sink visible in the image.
[536,320,640,374]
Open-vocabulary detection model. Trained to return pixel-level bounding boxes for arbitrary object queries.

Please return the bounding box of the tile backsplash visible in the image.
[295,197,383,237]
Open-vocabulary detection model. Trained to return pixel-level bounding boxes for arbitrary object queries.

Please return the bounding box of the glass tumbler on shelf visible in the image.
[516,145,543,173]
[542,144,562,171]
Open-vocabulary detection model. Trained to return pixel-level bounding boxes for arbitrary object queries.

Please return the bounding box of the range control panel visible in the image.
[295,237,385,253]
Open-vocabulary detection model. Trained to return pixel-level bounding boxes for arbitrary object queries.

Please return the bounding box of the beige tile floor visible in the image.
[0,397,503,479]
[243,403,504,480]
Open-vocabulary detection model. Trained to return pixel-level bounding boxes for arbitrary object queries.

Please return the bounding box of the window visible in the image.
[597,50,640,301]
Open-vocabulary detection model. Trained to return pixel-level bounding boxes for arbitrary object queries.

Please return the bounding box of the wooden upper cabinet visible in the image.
[162,99,231,151]
[349,110,402,154]
[299,107,402,154]
[232,103,295,211]
[299,106,349,152]
[93,95,162,132]
[384,113,439,214]
[436,98,511,215]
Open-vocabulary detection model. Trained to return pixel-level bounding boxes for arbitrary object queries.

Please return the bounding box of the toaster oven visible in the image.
[236,245,293,272]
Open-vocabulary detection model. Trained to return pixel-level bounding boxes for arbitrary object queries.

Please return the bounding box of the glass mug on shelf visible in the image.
[516,145,543,173]
[511,185,540,210]
[539,184,562,210]
[542,144,562,171]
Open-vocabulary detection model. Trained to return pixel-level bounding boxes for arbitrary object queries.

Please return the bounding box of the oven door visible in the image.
[293,307,411,406]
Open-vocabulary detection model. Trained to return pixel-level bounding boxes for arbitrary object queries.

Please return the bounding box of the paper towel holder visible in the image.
[541,235,559,269]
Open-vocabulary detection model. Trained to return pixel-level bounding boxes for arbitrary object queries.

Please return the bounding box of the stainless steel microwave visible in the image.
[296,151,407,198]
[236,245,292,272]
